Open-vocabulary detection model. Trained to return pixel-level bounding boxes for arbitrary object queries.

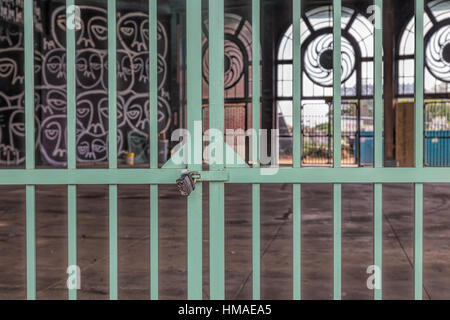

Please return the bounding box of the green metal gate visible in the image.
[16,0,449,300]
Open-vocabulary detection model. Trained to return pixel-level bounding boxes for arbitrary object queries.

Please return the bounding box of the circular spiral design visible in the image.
[426,25,450,83]
[304,33,355,87]
[203,39,245,89]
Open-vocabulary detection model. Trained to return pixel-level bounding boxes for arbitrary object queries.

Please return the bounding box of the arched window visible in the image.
[202,13,255,132]
[276,6,375,166]
[398,0,450,96]
[398,0,450,166]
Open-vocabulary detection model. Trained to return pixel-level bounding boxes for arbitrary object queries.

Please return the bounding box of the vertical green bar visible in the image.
[108,0,117,170]
[333,0,342,300]
[25,0,35,170]
[150,185,158,299]
[149,0,158,170]
[252,184,260,299]
[373,0,383,301]
[414,183,423,299]
[374,0,383,170]
[292,0,302,300]
[333,183,341,300]
[373,183,382,300]
[24,0,36,300]
[292,2,301,168]
[414,0,424,300]
[26,186,35,300]
[186,0,203,300]
[414,0,424,170]
[209,182,224,299]
[149,0,159,300]
[66,0,77,301]
[109,185,118,300]
[293,184,301,299]
[108,0,118,300]
[66,0,76,169]
[252,0,261,166]
[209,0,225,300]
[252,0,261,301]
[67,185,77,300]
[333,0,341,168]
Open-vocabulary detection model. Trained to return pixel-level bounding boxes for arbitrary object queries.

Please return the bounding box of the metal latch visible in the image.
[176,171,199,196]
[176,170,228,196]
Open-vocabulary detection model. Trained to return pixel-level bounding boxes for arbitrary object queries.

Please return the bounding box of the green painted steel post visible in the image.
[414,0,424,301]
[373,183,382,299]
[67,185,77,300]
[209,0,225,300]
[292,183,301,299]
[333,0,342,300]
[292,0,302,300]
[109,185,118,300]
[373,0,383,300]
[333,183,342,300]
[66,0,77,301]
[108,0,118,300]
[24,0,36,300]
[252,0,261,300]
[186,0,203,300]
[414,183,423,300]
[333,0,342,169]
[149,0,159,300]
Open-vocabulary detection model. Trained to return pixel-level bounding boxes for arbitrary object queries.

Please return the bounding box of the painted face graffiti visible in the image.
[118,12,149,54]
[76,49,104,89]
[0,24,22,48]
[0,106,25,164]
[39,114,66,165]
[43,48,66,87]
[0,49,24,99]
[0,5,171,166]
[102,50,134,94]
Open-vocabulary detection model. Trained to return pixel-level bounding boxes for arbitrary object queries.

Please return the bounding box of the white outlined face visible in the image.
[43,48,66,87]
[0,49,24,99]
[0,24,22,48]
[39,114,67,165]
[0,105,25,163]
[102,50,134,94]
[118,12,149,54]
[76,48,104,89]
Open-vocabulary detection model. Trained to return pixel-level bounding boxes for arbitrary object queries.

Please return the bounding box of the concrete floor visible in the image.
[0,182,449,300]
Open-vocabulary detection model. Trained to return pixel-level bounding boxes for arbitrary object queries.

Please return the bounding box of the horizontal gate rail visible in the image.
[1,168,450,185]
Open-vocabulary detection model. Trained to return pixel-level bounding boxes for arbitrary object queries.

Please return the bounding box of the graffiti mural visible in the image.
[0,3,171,165]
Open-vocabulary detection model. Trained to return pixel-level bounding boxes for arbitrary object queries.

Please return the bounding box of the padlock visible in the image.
[176,172,197,196]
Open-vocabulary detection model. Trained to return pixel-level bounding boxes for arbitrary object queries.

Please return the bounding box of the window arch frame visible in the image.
[397,0,450,98]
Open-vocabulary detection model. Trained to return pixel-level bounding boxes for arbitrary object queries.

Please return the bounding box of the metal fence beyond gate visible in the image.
[9,0,450,301]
